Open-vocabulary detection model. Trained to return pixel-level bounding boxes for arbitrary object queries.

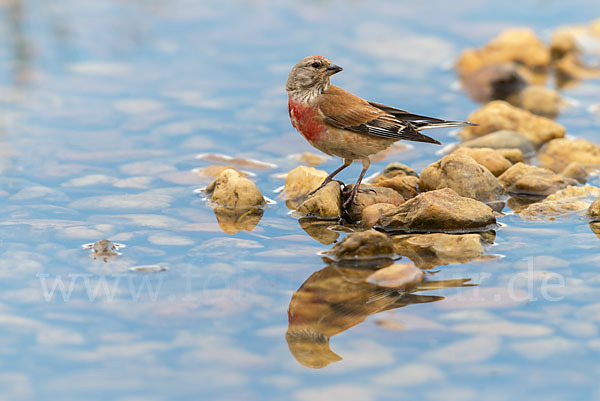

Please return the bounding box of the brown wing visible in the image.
[317,85,441,144]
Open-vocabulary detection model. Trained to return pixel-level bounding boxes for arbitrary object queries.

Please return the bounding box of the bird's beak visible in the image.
[326,64,343,75]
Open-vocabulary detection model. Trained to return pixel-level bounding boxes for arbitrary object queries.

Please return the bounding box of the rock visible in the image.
[519,185,600,219]
[374,175,419,200]
[419,154,504,201]
[393,233,485,268]
[561,162,588,184]
[283,166,328,199]
[460,101,565,145]
[461,129,536,156]
[361,203,397,228]
[290,152,330,166]
[456,29,551,79]
[325,230,394,260]
[461,63,527,103]
[299,218,340,245]
[589,196,600,219]
[372,162,418,183]
[554,53,600,82]
[550,28,581,59]
[206,169,265,208]
[296,182,342,218]
[515,85,562,118]
[195,165,246,178]
[495,148,524,164]
[538,138,600,173]
[343,184,404,221]
[366,263,424,289]
[452,147,513,176]
[377,188,496,232]
[213,206,264,234]
[498,163,577,196]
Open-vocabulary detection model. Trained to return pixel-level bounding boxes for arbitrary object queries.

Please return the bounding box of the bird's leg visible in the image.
[343,158,371,207]
[307,159,352,196]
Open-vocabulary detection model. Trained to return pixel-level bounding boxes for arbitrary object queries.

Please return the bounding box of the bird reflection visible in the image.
[286,262,472,369]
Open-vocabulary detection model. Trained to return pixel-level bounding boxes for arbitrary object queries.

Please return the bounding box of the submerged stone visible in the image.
[393,233,485,269]
[326,230,394,260]
[377,188,496,232]
[419,154,505,201]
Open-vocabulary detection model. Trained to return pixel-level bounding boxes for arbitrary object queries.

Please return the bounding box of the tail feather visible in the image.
[416,120,477,131]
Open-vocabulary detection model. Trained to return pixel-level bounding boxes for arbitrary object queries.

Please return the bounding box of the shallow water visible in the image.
[2,0,600,400]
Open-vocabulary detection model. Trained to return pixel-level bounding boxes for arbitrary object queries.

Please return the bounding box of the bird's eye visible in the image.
[311,62,321,68]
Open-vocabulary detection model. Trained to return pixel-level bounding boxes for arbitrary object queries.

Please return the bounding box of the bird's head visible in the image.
[286,56,343,101]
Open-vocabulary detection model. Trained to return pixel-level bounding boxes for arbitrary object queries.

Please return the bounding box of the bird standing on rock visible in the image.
[286,55,473,207]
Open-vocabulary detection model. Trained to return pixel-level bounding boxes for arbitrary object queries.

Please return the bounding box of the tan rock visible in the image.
[296,182,342,218]
[550,28,580,59]
[555,53,600,81]
[372,162,418,183]
[326,230,394,260]
[419,154,504,201]
[366,263,424,289]
[361,203,397,228]
[194,165,246,178]
[343,184,404,221]
[206,169,265,208]
[213,207,263,234]
[561,162,588,184]
[461,129,536,156]
[495,148,524,164]
[460,101,565,145]
[456,29,551,79]
[592,19,600,37]
[461,63,527,103]
[452,147,513,176]
[377,188,496,232]
[393,233,485,268]
[374,175,419,200]
[588,196,600,219]
[299,218,340,245]
[510,185,599,217]
[283,166,328,199]
[498,163,577,196]
[538,138,600,173]
[290,152,330,166]
[515,85,562,118]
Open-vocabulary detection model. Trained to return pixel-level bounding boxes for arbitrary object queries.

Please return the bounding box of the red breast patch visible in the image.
[288,98,325,143]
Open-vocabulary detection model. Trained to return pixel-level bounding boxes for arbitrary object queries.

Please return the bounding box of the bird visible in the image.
[286,55,473,207]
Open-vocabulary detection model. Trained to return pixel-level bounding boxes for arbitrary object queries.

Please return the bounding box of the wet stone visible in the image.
[554,53,600,82]
[343,184,405,221]
[325,230,394,261]
[452,147,513,177]
[538,138,600,173]
[296,182,342,219]
[515,85,563,118]
[371,162,419,183]
[392,233,485,269]
[496,148,524,164]
[519,185,600,219]
[373,175,419,200]
[283,165,328,199]
[366,263,424,289]
[419,154,505,201]
[460,129,536,156]
[377,188,496,233]
[588,196,600,219]
[206,168,265,208]
[561,162,588,184]
[498,162,578,196]
[361,203,398,228]
[82,240,125,262]
[460,101,565,145]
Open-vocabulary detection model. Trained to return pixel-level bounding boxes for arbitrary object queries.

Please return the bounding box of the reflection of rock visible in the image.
[460,101,565,145]
[392,233,485,269]
[213,207,263,234]
[343,184,404,221]
[325,230,394,261]
[461,63,527,103]
[518,185,600,219]
[206,169,265,208]
[374,175,419,200]
[296,182,342,218]
[378,188,496,232]
[286,263,471,368]
[366,263,424,288]
[538,138,600,173]
[419,154,504,201]
[514,85,562,118]
[590,222,600,239]
[299,218,340,245]
[283,166,328,199]
[498,162,577,196]
[452,147,513,177]
[194,165,246,178]
[361,203,397,228]
[461,129,536,156]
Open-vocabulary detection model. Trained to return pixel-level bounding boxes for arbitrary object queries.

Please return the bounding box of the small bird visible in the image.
[286,55,473,207]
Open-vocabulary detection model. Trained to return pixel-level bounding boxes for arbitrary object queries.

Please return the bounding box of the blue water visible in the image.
[1,0,600,400]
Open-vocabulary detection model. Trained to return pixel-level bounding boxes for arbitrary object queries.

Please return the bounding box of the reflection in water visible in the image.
[286,262,472,368]
[212,206,263,234]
